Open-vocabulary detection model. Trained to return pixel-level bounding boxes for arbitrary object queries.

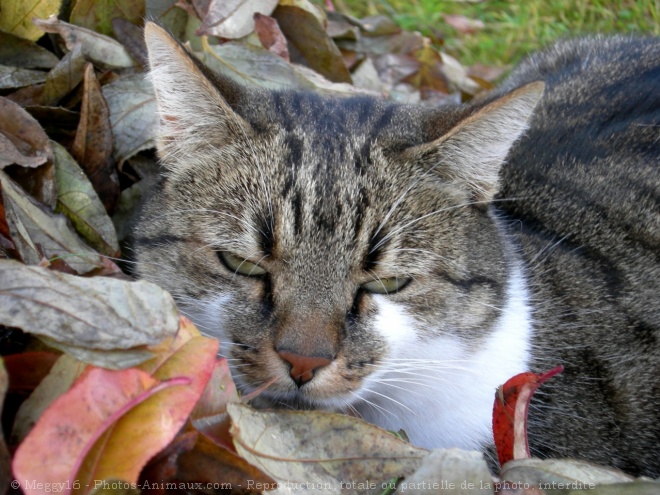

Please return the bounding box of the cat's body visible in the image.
[136,25,659,477]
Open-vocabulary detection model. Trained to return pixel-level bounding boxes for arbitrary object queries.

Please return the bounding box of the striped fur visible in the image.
[136,25,659,476]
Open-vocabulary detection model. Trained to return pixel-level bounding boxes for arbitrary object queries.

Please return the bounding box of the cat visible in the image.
[135,23,660,477]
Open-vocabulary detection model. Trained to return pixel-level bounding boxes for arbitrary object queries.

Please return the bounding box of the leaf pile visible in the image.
[0,1,658,494]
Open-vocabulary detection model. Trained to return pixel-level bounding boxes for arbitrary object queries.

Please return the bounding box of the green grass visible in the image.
[336,0,659,67]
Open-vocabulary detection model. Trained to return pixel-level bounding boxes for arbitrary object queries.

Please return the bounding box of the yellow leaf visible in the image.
[0,0,63,41]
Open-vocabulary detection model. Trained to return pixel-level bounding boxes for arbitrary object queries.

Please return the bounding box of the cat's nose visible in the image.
[277,350,332,387]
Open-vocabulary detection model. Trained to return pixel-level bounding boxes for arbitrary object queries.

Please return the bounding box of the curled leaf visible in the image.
[492,366,564,467]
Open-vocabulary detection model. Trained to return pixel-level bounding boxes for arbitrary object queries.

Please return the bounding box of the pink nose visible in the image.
[278,350,332,387]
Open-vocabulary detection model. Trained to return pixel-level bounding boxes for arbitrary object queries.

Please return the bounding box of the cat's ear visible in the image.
[410,82,544,203]
[144,22,252,172]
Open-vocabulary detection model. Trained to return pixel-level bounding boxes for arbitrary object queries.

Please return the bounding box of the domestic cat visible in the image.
[135,23,659,477]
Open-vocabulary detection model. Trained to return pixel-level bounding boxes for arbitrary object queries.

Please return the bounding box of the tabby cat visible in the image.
[135,23,659,477]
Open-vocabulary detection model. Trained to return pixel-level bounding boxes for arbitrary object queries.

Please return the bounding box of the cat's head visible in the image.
[136,24,542,414]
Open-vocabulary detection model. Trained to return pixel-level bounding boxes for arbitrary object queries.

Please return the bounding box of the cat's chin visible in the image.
[245,389,351,414]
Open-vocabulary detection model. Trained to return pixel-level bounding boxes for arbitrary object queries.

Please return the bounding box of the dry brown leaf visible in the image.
[273,3,352,83]
[72,64,119,213]
[228,403,427,491]
[0,97,52,169]
[0,259,179,351]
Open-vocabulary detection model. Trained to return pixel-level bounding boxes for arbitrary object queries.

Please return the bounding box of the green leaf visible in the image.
[70,0,145,37]
[52,141,119,257]
[273,3,352,84]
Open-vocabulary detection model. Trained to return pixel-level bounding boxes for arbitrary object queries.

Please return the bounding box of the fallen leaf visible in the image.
[273,3,352,83]
[0,133,48,169]
[70,0,145,38]
[468,64,507,83]
[200,41,368,96]
[39,44,87,107]
[33,16,136,69]
[0,0,63,41]
[145,0,187,39]
[195,0,278,39]
[492,366,563,467]
[0,259,179,350]
[112,19,148,67]
[442,14,485,35]
[102,74,157,164]
[352,15,401,36]
[1,171,102,273]
[11,354,87,444]
[53,141,119,258]
[0,64,48,90]
[254,13,290,61]
[73,336,218,490]
[190,358,238,451]
[12,367,182,495]
[200,40,315,90]
[71,63,120,214]
[0,97,52,169]
[0,31,60,69]
[438,51,482,96]
[176,434,277,489]
[404,40,450,93]
[228,403,427,489]
[395,449,492,494]
[500,458,635,487]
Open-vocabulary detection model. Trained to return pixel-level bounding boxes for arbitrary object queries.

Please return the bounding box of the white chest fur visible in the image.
[357,265,533,450]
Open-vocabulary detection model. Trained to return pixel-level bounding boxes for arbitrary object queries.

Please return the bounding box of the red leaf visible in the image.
[492,366,563,467]
[12,367,182,495]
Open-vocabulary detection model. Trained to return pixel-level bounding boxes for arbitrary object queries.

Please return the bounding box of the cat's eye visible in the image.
[218,251,267,277]
[362,277,410,294]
